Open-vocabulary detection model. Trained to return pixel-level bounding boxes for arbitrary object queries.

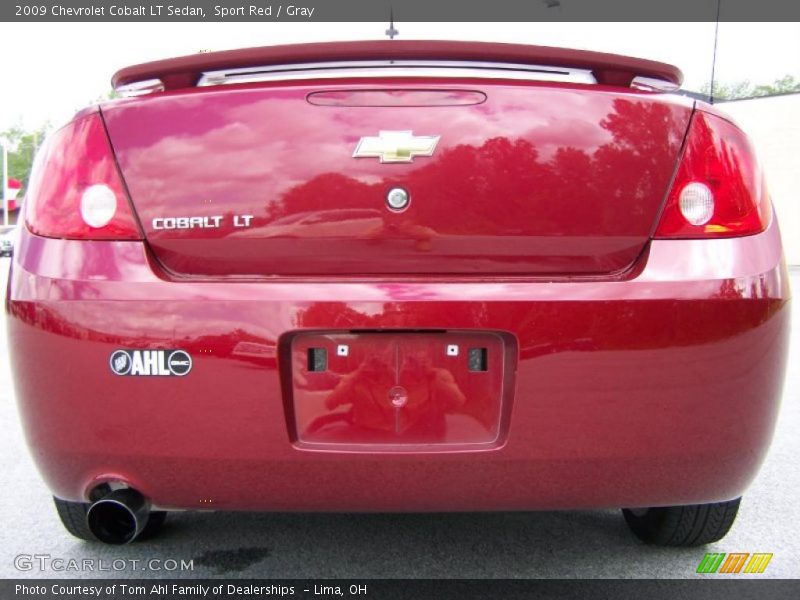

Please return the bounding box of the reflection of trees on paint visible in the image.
[595,100,684,216]
[7,304,276,367]
[268,100,685,239]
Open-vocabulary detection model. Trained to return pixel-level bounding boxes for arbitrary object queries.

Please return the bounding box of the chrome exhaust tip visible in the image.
[86,488,150,545]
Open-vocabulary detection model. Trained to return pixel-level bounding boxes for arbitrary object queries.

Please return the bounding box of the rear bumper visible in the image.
[6,221,790,511]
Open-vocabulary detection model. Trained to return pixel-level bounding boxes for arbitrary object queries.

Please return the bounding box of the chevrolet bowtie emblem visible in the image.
[353,130,441,163]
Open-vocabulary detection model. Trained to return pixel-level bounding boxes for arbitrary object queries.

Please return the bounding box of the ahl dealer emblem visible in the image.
[110,349,192,377]
[353,130,440,163]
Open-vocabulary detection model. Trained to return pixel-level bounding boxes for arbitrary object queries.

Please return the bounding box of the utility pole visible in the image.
[2,141,8,227]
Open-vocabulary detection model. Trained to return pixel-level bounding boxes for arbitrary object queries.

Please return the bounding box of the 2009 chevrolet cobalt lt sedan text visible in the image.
[6,41,790,546]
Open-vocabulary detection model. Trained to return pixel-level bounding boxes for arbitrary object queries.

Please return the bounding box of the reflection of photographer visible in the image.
[308,353,466,441]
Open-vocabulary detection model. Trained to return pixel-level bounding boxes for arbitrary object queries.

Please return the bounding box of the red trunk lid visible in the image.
[103,79,691,277]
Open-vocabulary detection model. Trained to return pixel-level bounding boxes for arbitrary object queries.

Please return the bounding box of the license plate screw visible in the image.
[446,344,459,356]
[389,385,408,408]
[337,344,349,357]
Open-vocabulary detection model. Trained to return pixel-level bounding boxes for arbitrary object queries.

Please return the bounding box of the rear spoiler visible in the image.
[112,40,683,93]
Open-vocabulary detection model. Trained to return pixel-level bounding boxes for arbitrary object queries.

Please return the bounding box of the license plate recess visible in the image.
[290,331,508,447]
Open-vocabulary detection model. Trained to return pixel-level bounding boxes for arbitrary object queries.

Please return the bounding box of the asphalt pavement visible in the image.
[1,258,797,579]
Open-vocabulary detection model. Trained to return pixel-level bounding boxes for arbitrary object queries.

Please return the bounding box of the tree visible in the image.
[1,123,51,191]
[755,75,800,96]
[91,89,121,103]
[701,74,800,101]
[2,90,120,192]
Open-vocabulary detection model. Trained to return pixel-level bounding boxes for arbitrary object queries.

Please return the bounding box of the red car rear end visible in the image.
[6,41,790,546]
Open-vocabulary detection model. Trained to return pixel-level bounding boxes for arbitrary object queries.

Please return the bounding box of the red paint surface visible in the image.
[6,56,791,513]
[6,217,790,511]
[102,81,691,276]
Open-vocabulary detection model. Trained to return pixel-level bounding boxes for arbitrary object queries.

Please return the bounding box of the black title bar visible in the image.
[3,0,800,22]
[4,579,800,600]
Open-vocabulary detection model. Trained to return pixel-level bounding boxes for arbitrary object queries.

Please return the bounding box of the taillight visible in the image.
[25,112,142,240]
[654,110,771,238]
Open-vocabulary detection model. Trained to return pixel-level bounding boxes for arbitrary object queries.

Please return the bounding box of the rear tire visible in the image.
[622,498,741,546]
[53,496,167,542]
[53,497,94,541]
